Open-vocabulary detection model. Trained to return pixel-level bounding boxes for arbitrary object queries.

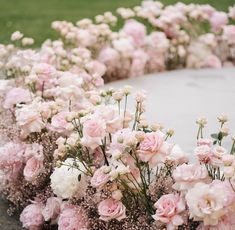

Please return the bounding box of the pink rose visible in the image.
[94,105,122,133]
[0,142,25,180]
[3,87,31,109]
[138,131,166,165]
[58,206,88,230]
[81,118,106,149]
[223,25,235,45]
[210,11,228,32]
[16,105,45,138]
[122,19,146,46]
[98,198,126,221]
[172,163,209,191]
[32,63,57,90]
[49,111,71,134]
[210,146,227,167]
[23,157,44,182]
[194,145,213,164]
[152,194,185,229]
[90,166,110,189]
[202,55,222,69]
[20,203,44,230]
[197,138,212,147]
[186,180,235,226]
[42,197,62,223]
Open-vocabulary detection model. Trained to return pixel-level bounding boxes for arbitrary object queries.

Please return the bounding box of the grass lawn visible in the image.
[0,0,234,46]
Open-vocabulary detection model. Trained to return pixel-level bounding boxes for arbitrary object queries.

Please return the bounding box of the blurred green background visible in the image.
[0,0,234,46]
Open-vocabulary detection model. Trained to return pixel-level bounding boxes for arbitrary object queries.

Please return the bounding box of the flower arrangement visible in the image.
[0,1,235,230]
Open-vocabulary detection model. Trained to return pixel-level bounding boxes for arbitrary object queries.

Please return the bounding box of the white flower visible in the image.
[11,31,24,41]
[50,158,87,199]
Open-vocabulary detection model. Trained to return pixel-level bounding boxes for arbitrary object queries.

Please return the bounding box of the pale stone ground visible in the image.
[105,68,235,153]
[1,68,235,229]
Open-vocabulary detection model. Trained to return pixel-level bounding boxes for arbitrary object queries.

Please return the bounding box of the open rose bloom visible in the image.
[0,1,235,230]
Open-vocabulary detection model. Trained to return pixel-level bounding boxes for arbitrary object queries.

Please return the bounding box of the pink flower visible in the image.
[210,146,227,167]
[49,111,71,134]
[223,25,235,45]
[58,206,88,230]
[90,166,110,189]
[122,19,146,46]
[16,104,45,138]
[98,198,126,221]
[194,145,213,164]
[197,138,213,147]
[229,5,235,20]
[185,180,235,226]
[32,63,57,90]
[172,163,209,191]
[42,197,62,223]
[20,203,44,230]
[0,142,25,180]
[94,105,122,133]
[23,157,44,182]
[81,117,106,149]
[3,87,31,109]
[129,49,148,77]
[210,11,228,32]
[24,143,44,161]
[202,55,222,69]
[138,131,167,166]
[152,194,185,229]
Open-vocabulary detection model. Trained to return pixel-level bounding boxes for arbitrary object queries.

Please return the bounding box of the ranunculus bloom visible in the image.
[90,166,110,189]
[23,157,44,182]
[138,131,167,166]
[81,117,106,149]
[185,180,235,226]
[42,197,62,223]
[20,203,44,230]
[122,19,146,46]
[152,194,185,229]
[172,163,209,191]
[3,87,31,109]
[98,198,126,221]
[58,206,88,230]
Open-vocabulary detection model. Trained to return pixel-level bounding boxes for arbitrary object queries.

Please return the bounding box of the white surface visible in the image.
[105,68,235,153]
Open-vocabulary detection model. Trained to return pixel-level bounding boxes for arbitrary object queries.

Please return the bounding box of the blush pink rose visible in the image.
[202,55,222,69]
[152,194,185,229]
[138,131,166,165]
[42,197,62,223]
[98,198,126,221]
[49,111,71,134]
[58,206,88,230]
[122,19,146,46]
[194,145,213,164]
[81,118,106,149]
[90,166,110,189]
[3,87,31,109]
[0,142,25,180]
[223,25,235,45]
[23,157,44,182]
[210,11,228,32]
[172,163,209,191]
[197,138,213,147]
[20,203,44,230]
